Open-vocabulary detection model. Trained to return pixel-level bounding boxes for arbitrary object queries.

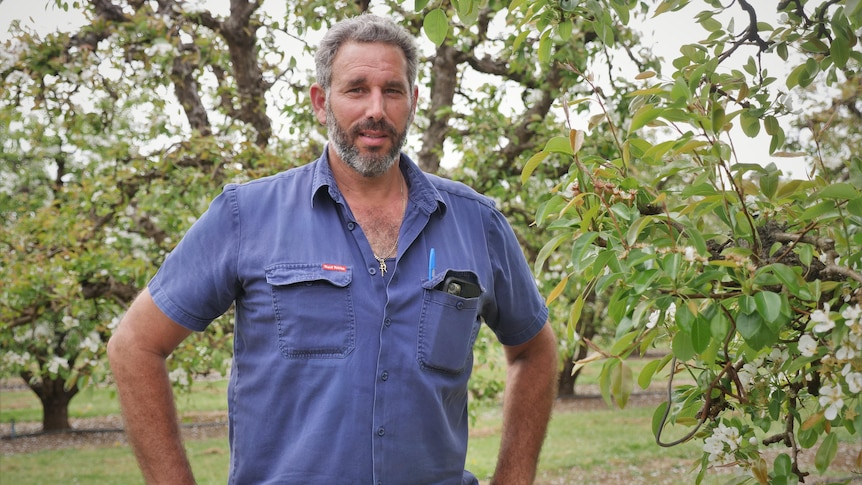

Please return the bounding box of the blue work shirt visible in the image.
[148,148,549,484]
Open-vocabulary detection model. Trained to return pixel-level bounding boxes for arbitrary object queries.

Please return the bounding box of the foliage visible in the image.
[492,0,862,482]
[1,0,635,427]
[0,0,300,429]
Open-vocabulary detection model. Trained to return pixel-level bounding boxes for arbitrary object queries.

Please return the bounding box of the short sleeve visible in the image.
[148,185,241,331]
[483,208,549,346]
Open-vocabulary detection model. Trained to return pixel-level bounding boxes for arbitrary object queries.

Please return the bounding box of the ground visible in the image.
[2,391,860,484]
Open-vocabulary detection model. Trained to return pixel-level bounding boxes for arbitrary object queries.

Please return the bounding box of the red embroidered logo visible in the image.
[322,264,347,272]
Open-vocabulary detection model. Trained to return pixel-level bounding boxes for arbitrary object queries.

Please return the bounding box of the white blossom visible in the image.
[684,246,696,262]
[769,347,790,366]
[798,334,818,357]
[80,333,101,354]
[841,304,861,324]
[703,423,742,466]
[844,371,862,394]
[843,304,862,336]
[46,356,69,375]
[811,304,835,333]
[738,359,762,388]
[62,315,80,330]
[646,310,660,329]
[835,335,858,361]
[3,351,31,368]
[169,367,190,386]
[818,384,844,420]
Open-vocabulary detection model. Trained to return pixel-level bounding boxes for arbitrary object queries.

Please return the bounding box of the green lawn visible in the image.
[3,365,860,484]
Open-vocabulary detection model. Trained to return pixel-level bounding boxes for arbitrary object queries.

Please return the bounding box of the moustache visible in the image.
[351,119,397,138]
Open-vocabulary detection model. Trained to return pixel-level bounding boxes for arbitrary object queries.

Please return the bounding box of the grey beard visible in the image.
[326,104,411,178]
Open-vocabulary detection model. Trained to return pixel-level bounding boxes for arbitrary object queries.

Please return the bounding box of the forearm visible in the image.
[491,324,558,485]
[107,290,196,485]
[109,339,195,485]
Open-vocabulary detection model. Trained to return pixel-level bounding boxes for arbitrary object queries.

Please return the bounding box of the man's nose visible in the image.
[365,90,385,120]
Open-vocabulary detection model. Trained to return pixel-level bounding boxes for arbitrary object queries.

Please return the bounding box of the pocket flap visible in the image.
[265,263,352,288]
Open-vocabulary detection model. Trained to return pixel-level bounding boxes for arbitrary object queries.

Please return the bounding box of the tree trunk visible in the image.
[558,290,600,397]
[22,373,79,432]
[558,346,588,397]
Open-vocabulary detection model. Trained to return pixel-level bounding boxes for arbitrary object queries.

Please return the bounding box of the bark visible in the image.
[417,42,461,174]
[22,373,80,432]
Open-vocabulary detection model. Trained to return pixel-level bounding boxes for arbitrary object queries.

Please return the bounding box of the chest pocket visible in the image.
[265,263,355,359]
[418,270,483,375]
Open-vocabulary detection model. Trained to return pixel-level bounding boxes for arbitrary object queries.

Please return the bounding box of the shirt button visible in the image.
[368,267,377,276]
[381,371,389,381]
[456,301,465,310]
[377,427,385,436]
[384,318,392,327]
[347,221,356,230]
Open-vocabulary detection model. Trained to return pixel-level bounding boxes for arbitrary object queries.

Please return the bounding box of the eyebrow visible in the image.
[341,77,409,91]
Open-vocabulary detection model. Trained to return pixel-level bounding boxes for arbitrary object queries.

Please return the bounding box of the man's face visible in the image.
[315,42,417,178]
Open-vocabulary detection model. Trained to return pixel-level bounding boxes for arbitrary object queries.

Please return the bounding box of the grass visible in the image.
[3,361,860,484]
[1,389,702,485]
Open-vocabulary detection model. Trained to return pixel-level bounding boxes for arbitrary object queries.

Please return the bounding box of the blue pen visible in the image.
[428,248,436,280]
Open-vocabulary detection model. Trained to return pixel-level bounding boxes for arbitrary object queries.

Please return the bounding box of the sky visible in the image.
[0,0,811,178]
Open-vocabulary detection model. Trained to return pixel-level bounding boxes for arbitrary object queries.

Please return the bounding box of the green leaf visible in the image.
[754,291,782,324]
[672,330,695,361]
[454,0,479,25]
[557,19,573,39]
[626,215,656,246]
[545,135,575,155]
[629,104,664,131]
[423,9,449,46]
[534,232,569,274]
[568,293,584,342]
[736,311,778,350]
[610,331,639,356]
[774,453,793,477]
[610,360,633,408]
[521,150,550,183]
[638,358,663,389]
[740,111,761,137]
[786,63,807,89]
[652,401,669,438]
[538,29,552,64]
[830,35,850,69]
[816,182,859,200]
[414,0,430,11]
[512,30,529,51]
[799,200,837,222]
[690,319,711,354]
[598,359,617,406]
[814,432,838,473]
[570,232,599,272]
[675,302,696,332]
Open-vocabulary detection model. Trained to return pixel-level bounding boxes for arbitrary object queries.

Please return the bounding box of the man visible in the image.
[108,13,557,485]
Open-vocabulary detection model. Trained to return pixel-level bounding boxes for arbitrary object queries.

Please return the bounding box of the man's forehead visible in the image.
[331,42,410,86]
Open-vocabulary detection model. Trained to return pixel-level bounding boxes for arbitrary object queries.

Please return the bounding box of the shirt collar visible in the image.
[310,144,446,216]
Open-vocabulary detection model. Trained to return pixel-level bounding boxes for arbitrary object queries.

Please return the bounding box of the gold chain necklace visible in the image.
[373,178,405,277]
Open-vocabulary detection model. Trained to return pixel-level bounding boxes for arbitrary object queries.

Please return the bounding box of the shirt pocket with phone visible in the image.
[265,263,355,359]
[418,270,484,375]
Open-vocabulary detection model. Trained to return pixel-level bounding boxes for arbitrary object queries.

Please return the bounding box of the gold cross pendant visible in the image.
[376,257,387,276]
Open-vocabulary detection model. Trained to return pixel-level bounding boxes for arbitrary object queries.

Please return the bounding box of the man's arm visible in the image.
[491,322,558,485]
[107,288,196,485]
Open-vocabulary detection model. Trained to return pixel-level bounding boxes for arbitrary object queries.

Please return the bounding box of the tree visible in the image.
[496,0,861,481]
[2,0,646,428]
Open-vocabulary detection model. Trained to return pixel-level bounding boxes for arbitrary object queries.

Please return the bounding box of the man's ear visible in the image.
[310,83,327,125]
[412,86,419,115]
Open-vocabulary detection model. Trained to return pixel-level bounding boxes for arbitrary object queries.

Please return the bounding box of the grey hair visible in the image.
[314,14,419,92]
